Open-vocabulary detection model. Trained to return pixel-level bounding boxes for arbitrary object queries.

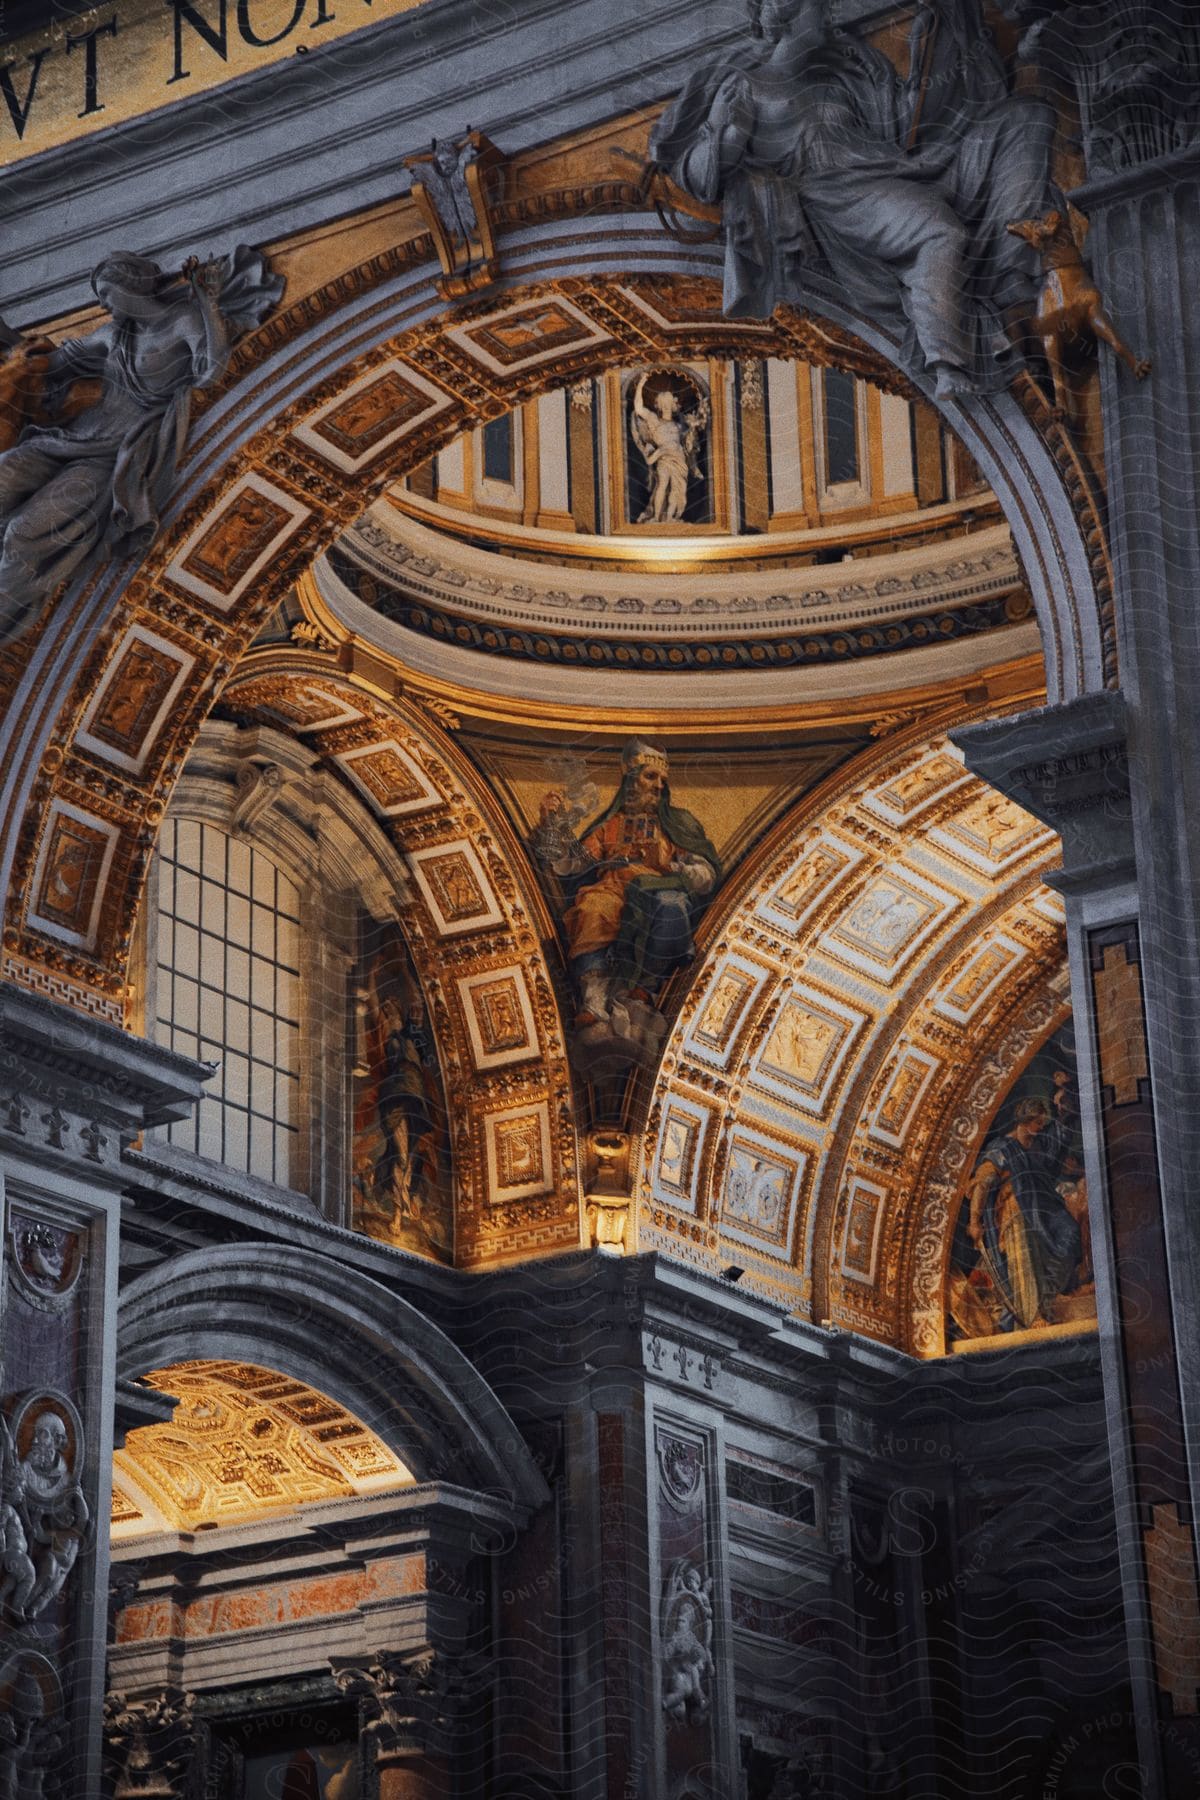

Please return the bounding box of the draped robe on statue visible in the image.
[650,11,1052,389]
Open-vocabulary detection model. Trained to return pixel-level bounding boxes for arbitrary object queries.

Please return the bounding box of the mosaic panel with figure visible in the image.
[351,919,453,1262]
[946,1021,1094,1347]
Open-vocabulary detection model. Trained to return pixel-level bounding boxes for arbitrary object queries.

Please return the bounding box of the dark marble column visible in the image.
[954,690,1199,1795]
[0,985,207,1800]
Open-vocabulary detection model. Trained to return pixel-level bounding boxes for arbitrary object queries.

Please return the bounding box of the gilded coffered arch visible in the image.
[635,711,1072,1353]
[207,648,580,1268]
[0,186,1110,1026]
[112,1360,415,1539]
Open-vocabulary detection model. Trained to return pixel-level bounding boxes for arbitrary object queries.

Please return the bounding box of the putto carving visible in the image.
[0,1652,64,1800]
[0,246,283,644]
[103,1688,198,1800]
[0,1397,89,1620]
[1007,204,1150,419]
[403,131,504,297]
[660,1558,716,1724]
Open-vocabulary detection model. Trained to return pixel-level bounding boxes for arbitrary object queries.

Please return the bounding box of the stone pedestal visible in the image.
[0,986,206,1800]
[954,689,1199,1796]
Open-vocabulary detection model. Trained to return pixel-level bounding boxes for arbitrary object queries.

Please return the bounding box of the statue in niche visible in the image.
[0,246,283,644]
[0,1404,89,1619]
[649,0,1053,397]
[660,1558,715,1724]
[532,741,721,1064]
[628,370,709,523]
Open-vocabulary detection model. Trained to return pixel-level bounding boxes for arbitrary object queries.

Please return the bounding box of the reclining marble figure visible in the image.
[0,246,283,645]
[649,0,1053,397]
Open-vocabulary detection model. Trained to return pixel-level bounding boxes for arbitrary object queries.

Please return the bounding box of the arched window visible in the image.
[152,818,301,1187]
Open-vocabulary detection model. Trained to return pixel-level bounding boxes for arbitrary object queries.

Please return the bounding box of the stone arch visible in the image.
[213,648,580,1266]
[0,212,1109,1023]
[117,1243,550,1513]
[634,703,1069,1350]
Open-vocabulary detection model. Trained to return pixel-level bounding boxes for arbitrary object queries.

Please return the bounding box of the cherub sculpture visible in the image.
[1006,203,1150,417]
[660,1559,716,1724]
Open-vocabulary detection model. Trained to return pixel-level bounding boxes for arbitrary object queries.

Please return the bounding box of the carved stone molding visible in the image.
[331,1646,491,1762]
[951,691,1132,894]
[103,1688,199,1800]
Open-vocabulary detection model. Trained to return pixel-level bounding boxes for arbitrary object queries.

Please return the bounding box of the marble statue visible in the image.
[649,0,1053,396]
[0,245,283,644]
[629,372,709,522]
[1,1408,89,1621]
[660,1559,715,1724]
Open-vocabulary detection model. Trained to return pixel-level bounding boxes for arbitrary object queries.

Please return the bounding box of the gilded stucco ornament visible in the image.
[0,246,284,645]
[649,0,1053,397]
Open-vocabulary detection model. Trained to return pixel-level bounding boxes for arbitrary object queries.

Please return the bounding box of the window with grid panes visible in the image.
[153,819,301,1187]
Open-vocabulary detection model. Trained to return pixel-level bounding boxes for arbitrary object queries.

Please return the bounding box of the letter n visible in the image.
[169,0,229,83]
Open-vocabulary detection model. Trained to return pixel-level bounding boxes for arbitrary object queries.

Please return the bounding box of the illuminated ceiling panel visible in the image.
[112,1360,412,1538]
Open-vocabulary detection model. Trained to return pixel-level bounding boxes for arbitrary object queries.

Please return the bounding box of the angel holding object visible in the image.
[0,245,283,644]
[629,372,709,524]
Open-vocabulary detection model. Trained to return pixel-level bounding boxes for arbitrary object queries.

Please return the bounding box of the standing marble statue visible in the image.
[629,374,709,522]
[0,246,283,643]
[650,0,1053,395]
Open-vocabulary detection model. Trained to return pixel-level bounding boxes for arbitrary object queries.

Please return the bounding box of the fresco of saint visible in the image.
[947,1026,1093,1344]
[350,922,452,1262]
[532,741,721,1046]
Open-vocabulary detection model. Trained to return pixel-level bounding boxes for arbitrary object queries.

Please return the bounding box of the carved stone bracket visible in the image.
[950,691,1132,895]
[402,131,505,298]
[231,758,290,836]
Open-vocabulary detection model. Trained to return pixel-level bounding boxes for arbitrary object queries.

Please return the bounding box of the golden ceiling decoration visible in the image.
[0,113,1113,1027]
[112,1360,412,1537]
[635,712,1071,1353]
[220,651,582,1269]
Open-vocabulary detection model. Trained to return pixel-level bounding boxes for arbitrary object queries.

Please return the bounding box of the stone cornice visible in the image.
[0,980,208,1131]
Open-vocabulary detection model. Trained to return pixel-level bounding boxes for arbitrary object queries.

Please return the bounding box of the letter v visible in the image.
[0,50,48,141]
